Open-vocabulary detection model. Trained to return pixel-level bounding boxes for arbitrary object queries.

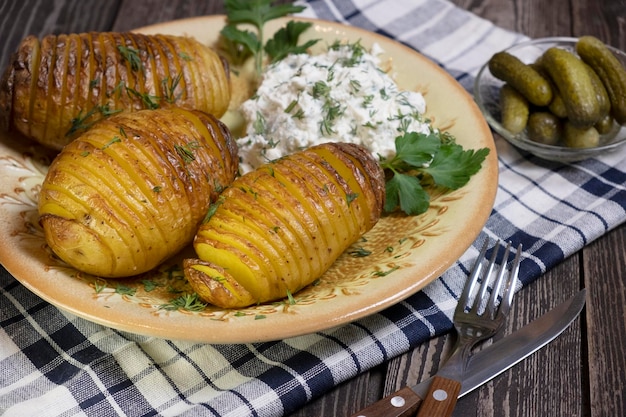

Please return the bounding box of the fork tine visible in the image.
[470,240,500,314]
[496,243,523,318]
[456,239,489,314]
[486,241,512,316]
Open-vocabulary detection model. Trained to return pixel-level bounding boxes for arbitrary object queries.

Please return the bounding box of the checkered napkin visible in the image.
[2,0,626,416]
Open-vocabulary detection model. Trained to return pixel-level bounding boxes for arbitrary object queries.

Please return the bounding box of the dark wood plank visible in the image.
[451,0,625,48]
[111,0,227,32]
[111,0,291,32]
[0,0,122,70]
[291,370,385,417]
[583,226,626,417]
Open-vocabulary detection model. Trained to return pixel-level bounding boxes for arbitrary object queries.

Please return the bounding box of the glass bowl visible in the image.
[474,37,626,162]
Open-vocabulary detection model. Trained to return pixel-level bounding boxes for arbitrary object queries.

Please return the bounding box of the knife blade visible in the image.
[349,289,586,417]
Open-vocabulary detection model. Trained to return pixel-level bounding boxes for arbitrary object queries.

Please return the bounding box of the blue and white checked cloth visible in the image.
[2,0,626,416]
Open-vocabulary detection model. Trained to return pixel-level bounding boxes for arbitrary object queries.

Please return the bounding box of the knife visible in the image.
[349,289,586,417]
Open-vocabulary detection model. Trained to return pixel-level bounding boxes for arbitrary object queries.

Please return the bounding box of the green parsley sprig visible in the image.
[220,0,319,78]
[380,131,490,216]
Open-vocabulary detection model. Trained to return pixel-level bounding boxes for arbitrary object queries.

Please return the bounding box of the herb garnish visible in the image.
[142,280,159,292]
[115,284,136,296]
[265,20,319,63]
[373,266,400,277]
[66,104,123,136]
[221,0,319,79]
[175,142,200,163]
[126,86,160,110]
[203,197,224,223]
[160,293,207,312]
[380,131,490,215]
[349,247,372,257]
[117,45,144,72]
[162,73,184,103]
[101,136,121,150]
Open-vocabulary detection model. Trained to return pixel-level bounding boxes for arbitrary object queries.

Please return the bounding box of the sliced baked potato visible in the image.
[0,32,231,150]
[38,107,238,277]
[183,142,386,308]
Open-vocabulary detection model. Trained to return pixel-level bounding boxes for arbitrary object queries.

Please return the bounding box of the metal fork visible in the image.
[415,239,522,416]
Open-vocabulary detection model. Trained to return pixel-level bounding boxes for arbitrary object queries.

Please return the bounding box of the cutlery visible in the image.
[349,287,586,417]
[413,288,586,399]
[414,240,521,416]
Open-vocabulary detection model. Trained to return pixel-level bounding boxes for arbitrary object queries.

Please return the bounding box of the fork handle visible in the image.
[414,375,462,417]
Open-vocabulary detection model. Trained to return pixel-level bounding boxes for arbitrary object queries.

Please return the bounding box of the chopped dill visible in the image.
[159,293,207,312]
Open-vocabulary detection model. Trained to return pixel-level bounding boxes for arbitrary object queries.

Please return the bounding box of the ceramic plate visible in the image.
[0,16,497,343]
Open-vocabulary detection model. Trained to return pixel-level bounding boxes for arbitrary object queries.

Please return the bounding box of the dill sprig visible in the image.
[117,45,144,72]
[66,104,123,136]
[159,293,207,312]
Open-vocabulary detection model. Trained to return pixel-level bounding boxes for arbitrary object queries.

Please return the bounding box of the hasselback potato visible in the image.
[0,32,231,150]
[183,142,386,309]
[38,107,238,277]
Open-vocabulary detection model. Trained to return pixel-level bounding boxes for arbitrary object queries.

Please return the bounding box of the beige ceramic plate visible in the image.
[0,16,497,343]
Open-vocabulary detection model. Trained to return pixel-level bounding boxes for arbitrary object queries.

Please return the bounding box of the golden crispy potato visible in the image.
[0,32,231,150]
[183,142,385,308]
[38,108,238,277]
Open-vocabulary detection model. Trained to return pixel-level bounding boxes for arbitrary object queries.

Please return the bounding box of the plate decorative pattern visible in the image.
[0,16,497,343]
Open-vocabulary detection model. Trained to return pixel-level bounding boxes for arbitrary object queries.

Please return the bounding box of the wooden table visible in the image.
[1,1,624,416]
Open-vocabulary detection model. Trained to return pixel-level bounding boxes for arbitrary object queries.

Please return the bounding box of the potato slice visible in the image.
[184,142,385,309]
[205,212,297,291]
[38,107,238,277]
[218,187,312,287]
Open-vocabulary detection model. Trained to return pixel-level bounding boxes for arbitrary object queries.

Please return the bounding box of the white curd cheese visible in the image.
[237,42,432,173]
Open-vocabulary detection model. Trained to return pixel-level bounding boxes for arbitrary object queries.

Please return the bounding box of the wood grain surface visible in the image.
[0,1,624,416]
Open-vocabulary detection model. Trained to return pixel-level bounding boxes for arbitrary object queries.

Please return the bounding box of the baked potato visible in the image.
[0,32,231,150]
[38,107,238,277]
[183,142,386,308]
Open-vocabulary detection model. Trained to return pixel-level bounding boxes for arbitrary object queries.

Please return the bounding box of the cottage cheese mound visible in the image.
[237,42,431,173]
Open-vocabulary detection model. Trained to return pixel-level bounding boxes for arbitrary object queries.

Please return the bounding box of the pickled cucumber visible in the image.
[541,47,601,128]
[594,114,615,135]
[527,112,561,145]
[563,121,600,148]
[548,91,568,118]
[576,36,626,125]
[500,84,529,134]
[489,51,553,106]
[584,62,611,118]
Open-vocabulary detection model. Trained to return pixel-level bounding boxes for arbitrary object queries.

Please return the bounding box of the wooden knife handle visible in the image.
[414,375,462,417]
[348,386,422,417]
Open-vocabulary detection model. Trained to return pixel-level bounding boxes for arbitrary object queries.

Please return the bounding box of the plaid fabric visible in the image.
[2,0,625,416]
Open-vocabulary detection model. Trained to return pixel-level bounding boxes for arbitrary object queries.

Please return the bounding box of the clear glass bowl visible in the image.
[474,37,626,162]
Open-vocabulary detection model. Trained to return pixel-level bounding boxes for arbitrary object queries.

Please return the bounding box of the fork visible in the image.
[415,239,523,416]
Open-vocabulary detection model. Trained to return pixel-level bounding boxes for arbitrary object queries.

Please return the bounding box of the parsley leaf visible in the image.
[384,173,430,215]
[221,0,317,78]
[265,21,319,63]
[220,24,261,59]
[381,131,489,215]
[393,131,441,167]
[424,143,491,189]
